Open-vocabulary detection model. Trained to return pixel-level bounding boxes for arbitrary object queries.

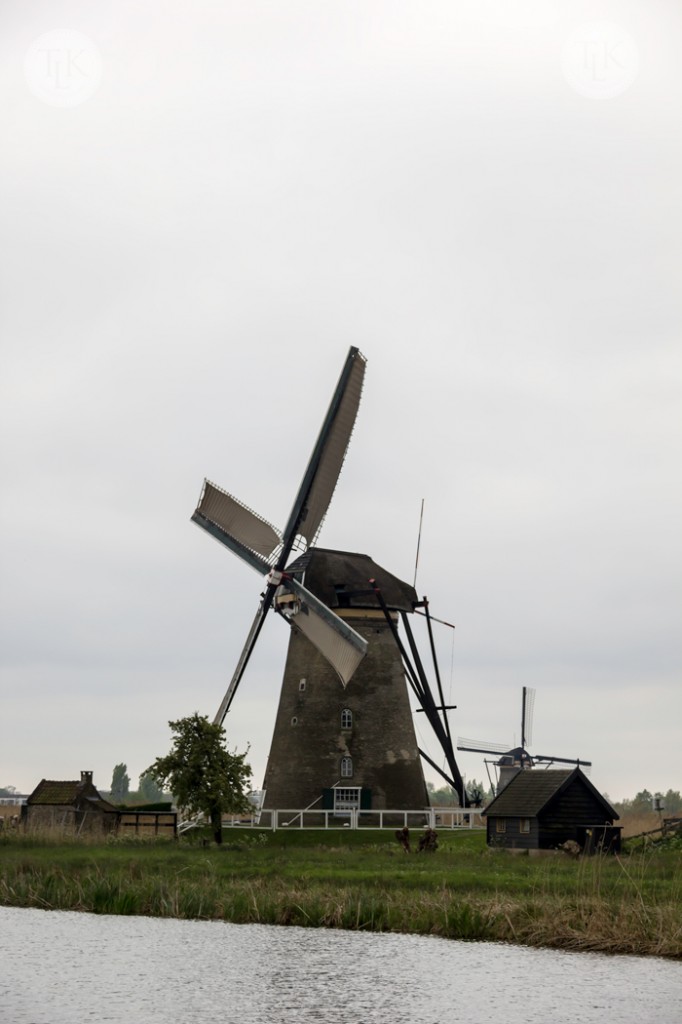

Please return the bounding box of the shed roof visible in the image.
[84,796,120,815]
[286,548,417,612]
[28,780,84,805]
[482,768,618,820]
[27,777,111,808]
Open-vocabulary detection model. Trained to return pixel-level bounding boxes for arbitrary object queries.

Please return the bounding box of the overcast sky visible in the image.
[1,1,680,803]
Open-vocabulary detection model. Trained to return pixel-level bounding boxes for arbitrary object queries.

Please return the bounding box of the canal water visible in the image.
[1,907,680,1023]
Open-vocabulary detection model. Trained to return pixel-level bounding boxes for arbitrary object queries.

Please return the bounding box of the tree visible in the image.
[146,713,252,844]
[664,789,682,814]
[631,789,654,813]
[466,778,494,806]
[427,778,494,807]
[110,763,130,802]
[138,772,164,803]
[426,781,458,806]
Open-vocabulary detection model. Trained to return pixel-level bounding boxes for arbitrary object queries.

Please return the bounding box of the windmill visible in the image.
[192,347,467,813]
[457,687,591,794]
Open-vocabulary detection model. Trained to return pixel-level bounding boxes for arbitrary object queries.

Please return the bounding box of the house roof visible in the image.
[285,548,417,612]
[28,780,84,805]
[27,778,117,812]
[482,767,619,820]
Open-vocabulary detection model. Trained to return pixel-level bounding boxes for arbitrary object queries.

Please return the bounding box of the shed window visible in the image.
[341,708,353,730]
[495,818,507,834]
[520,818,531,834]
[340,756,353,778]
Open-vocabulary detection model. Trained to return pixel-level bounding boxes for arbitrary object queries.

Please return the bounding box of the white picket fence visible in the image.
[221,806,484,831]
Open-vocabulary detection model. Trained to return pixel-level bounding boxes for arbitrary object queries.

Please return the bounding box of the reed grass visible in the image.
[1,828,680,958]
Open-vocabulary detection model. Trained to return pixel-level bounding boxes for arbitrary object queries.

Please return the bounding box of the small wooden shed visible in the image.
[482,767,621,853]
[25,771,119,835]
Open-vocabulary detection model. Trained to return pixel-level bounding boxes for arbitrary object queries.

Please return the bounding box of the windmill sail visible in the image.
[281,577,367,686]
[521,685,535,749]
[195,347,369,721]
[193,480,281,567]
[214,602,270,724]
[281,348,366,550]
[457,737,512,755]
[534,753,592,766]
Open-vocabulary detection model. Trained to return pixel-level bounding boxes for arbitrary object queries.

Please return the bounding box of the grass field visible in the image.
[1,828,680,958]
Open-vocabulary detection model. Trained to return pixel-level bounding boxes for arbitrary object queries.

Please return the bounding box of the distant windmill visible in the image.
[457,687,591,793]
[192,347,467,812]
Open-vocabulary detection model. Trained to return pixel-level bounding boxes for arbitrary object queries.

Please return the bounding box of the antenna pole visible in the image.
[413,498,424,589]
[521,686,527,750]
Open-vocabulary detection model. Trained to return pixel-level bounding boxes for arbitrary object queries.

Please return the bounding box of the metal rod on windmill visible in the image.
[368,578,468,807]
[413,498,424,590]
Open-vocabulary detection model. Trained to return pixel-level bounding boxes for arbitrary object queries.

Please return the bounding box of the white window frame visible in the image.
[341,708,352,730]
[334,787,360,812]
[340,755,353,778]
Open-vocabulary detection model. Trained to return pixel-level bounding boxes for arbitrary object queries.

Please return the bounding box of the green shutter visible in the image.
[321,788,334,810]
[360,788,372,810]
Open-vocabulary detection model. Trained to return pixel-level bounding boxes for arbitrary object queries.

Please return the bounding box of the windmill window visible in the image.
[495,818,507,834]
[340,756,353,778]
[334,787,360,812]
[299,679,306,692]
[520,818,531,834]
[341,708,352,730]
[291,716,298,726]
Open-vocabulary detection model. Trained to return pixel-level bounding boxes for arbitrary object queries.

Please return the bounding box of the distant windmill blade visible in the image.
[279,578,367,687]
[214,598,272,725]
[192,480,282,569]
[534,754,592,767]
[280,347,366,553]
[522,686,535,749]
[457,737,512,756]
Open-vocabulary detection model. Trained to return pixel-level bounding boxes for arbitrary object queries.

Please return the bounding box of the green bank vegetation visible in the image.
[2,828,681,958]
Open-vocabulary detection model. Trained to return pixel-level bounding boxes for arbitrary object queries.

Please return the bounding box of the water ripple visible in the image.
[1,907,680,1024]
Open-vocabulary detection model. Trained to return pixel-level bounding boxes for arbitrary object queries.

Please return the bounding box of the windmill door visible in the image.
[322,787,372,815]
